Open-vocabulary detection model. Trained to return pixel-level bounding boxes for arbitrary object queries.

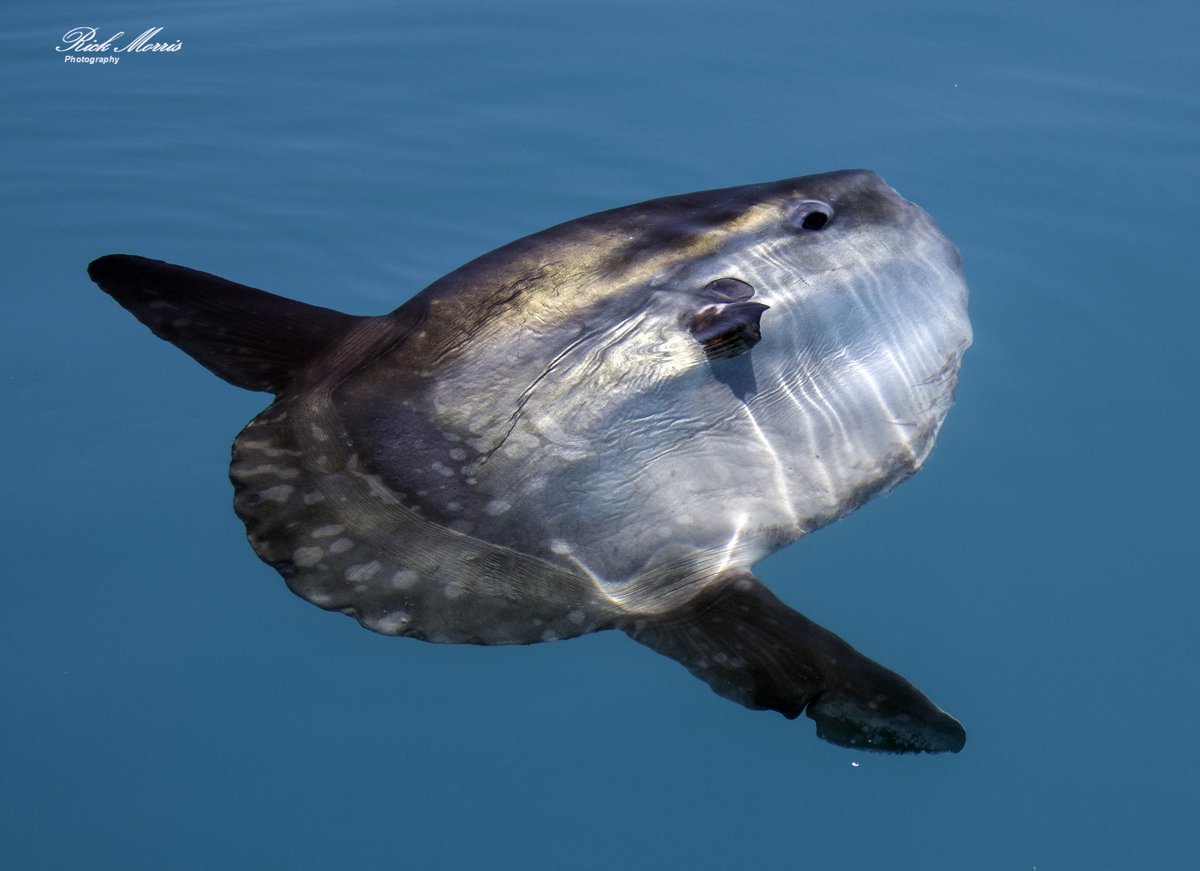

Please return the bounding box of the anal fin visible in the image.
[620,570,965,753]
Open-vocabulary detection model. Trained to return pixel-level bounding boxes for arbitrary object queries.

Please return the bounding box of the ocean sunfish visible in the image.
[89,170,971,753]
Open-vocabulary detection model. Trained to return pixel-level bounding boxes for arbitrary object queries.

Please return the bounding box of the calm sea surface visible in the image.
[3,2,1197,868]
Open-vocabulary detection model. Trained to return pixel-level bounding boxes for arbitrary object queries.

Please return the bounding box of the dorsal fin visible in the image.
[88,254,362,394]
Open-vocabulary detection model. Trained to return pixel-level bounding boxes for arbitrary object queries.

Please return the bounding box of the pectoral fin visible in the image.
[689,301,769,360]
[619,570,965,753]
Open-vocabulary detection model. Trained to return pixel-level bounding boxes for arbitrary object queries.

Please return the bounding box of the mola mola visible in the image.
[89,170,971,753]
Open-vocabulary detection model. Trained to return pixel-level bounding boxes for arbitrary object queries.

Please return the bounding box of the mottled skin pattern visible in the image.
[90,170,972,753]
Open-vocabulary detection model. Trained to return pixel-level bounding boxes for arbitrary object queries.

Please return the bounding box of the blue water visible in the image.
[4,1,1197,868]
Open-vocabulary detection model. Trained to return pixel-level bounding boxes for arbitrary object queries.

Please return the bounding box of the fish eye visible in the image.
[788,200,832,231]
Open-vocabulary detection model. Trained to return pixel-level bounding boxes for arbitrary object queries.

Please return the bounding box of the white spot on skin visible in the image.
[390,570,419,589]
[567,610,585,625]
[261,484,294,502]
[443,582,466,599]
[446,501,462,512]
[549,539,571,555]
[374,611,411,634]
[293,547,323,567]
[311,524,345,539]
[238,440,297,458]
[242,464,298,479]
[303,492,325,505]
[329,538,354,554]
[448,448,467,461]
[541,630,559,642]
[345,561,381,582]
[431,461,454,478]
[310,424,329,442]
[485,499,511,516]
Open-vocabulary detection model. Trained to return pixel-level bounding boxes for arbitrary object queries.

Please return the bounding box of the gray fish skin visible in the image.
[89,169,971,753]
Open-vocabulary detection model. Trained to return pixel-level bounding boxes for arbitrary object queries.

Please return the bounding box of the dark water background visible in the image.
[3,1,1197,868]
